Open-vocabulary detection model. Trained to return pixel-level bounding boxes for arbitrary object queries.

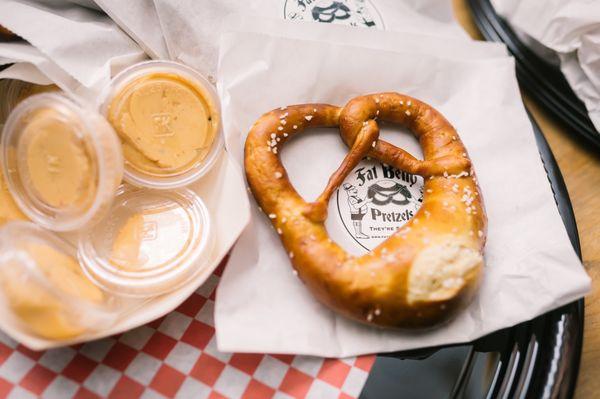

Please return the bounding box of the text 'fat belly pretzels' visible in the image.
[244,93,487,328]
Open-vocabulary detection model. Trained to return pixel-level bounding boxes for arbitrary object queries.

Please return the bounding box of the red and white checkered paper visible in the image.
[0,261,375,399]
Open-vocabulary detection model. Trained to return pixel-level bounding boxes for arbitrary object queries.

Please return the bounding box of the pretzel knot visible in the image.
[244,93,486,328]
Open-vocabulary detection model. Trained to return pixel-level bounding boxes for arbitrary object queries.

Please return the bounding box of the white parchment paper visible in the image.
[0,0,146,101]
[215,30,591,357]
[492,0,600,132]
[94,0,170,60]
[0,43,76,90]
[152,0,467,80]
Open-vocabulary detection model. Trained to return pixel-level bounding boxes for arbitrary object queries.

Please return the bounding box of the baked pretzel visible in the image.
[244,93,486,328]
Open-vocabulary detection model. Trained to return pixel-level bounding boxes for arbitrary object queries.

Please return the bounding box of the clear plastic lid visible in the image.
[1,93,123,231]
[100,60,223,189]
[0,222,118,341]
[78,185,214,297]
[0,80,58,124]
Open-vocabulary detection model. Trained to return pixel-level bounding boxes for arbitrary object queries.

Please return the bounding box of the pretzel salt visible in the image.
[244,93,486,328]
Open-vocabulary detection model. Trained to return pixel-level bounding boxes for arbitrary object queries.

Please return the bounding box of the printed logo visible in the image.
[151,113,174,137]
[336,159,423,251]
[284,0,384,29]
[142,221,158,241]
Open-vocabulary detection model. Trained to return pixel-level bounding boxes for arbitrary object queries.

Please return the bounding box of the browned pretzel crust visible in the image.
[244,93,487,328]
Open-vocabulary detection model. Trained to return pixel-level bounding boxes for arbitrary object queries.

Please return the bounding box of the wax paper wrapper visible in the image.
[152,0,467,80]
[215,27,591,357]
[0,0,146,101]
[492,0,600,133]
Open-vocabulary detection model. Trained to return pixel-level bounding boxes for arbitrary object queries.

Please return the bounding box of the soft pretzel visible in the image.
[244,93,486,328]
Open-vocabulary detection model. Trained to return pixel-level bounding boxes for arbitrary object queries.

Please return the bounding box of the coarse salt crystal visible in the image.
[305,115,313,121]
[268,213,276,219]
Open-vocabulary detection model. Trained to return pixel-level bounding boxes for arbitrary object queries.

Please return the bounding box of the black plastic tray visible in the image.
[360,113,584,398]
[467,0,600,151]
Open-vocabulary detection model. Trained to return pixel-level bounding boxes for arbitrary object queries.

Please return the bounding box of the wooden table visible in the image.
[453,1,600,397]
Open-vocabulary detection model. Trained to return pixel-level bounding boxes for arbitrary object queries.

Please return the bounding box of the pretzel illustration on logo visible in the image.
[244,93,487,328]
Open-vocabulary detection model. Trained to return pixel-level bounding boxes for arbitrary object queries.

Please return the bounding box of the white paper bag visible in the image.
[492,0,600,132]
[215,30,591,357]
[94,0,170,59]
[152,0,467,79]
[0,0,146,101]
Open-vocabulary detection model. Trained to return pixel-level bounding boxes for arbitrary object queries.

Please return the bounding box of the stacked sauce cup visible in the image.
[99,60,223,189]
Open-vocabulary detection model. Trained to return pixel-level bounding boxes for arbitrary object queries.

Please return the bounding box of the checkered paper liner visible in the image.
[0,260,375,399]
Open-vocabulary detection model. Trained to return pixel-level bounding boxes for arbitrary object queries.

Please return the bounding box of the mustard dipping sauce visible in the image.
[0,242,104,340]
[107,72,219,177]
[17,107,96,209]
